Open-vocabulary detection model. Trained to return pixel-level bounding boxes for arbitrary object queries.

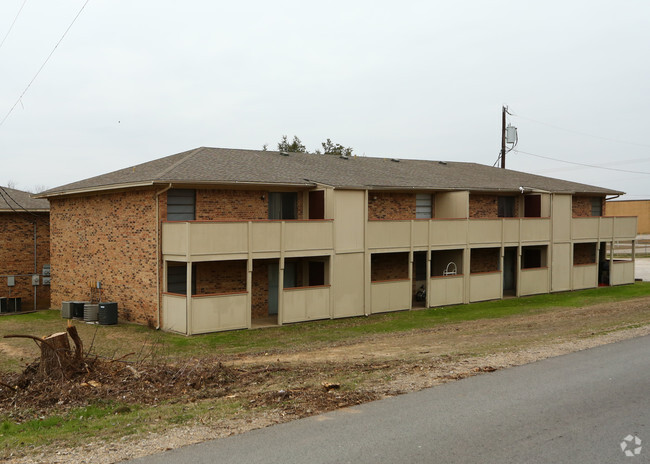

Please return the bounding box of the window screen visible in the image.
[498,196,515,217]
[416,194,432,219]
[167,264,187,294]
[269,192,298,220]
[167,189,195,221]
[591,198,602,216]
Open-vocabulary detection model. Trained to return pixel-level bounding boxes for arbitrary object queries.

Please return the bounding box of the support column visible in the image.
[425,248,431,308]
[186,261,193,336]
[408,251,414,310]
[246,258,253,329]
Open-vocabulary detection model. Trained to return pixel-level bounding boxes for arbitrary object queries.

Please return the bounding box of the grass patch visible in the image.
[0,399,242,456]
[1,283,649,368]
[157,282,650,357]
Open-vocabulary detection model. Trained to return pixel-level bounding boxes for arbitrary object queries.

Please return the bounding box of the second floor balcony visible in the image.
[367,217,552,250]
[162,219,334,260]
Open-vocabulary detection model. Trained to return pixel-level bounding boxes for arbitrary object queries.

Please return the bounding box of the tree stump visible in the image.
[40,332,71,376]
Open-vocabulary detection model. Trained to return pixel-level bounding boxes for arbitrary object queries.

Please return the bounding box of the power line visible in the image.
[0,0,29,51]
[509,111,650,149]
[515,149,650,175]
[0,186,41,218]
[0,0,90,129]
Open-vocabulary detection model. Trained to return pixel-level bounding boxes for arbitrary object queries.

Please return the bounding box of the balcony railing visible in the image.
[162,220,334,259]
[611,261,635,286]
[370,279,411,314]
[282,285,331,323]
[519,267,549,296]
[162,291,249,335]
[572,263,598,290]
[571,216,637,241]
[469,271,501,302]
[429,274,464,307]
[367,218,551,250]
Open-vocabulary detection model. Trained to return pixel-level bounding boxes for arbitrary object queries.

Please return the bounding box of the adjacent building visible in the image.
[36,147,637,334]
[0,186,50,311]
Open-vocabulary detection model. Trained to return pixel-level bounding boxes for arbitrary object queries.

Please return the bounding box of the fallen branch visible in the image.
[0,380,17,391]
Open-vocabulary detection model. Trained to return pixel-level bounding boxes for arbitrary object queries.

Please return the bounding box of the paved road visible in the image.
[127,336,649,464]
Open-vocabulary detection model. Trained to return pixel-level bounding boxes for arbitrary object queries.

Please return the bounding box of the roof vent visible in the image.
[391,158,400,163]
[438,161,447,165]
[340,154,349,160]
[280,151,290,156]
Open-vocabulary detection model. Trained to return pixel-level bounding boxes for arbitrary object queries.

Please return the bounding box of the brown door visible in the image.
[309,191,325,219]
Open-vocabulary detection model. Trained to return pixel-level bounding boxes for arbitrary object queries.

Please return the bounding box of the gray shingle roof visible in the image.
[0,186,49,212]
[37,147,622,197]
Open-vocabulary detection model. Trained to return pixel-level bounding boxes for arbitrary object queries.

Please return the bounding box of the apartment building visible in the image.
[37,147,637,334]
[0,186,50,311]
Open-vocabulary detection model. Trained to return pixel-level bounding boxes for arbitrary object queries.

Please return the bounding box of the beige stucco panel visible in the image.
[367,221,411,249]
[469,220,502,245]
[611,261,635,286]
[607,201,647,234]
[370,280,411,314]
[191,294,248,334]
[551,243,571,292]
[284,221,333,251]
[521,218,551,242]
[552,194,571,241]
[519,268,549,296]
[469,273,501,302]
[541,193,551,217]
[191,222,248,255]
[334,190,365,252]
[282,286,330,323]
[613,217,637,240]
[503,219,520,243]
[429,275,464,306]
[162,223,187,255]
[435,191,468,218]
[251,222,282,252]
[332,252,365,318]
[572,265,598,290]
[162,294,187,334]
[430,220,467,246]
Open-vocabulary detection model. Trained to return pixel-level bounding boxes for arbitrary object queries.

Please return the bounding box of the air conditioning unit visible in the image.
[61,301,73,319]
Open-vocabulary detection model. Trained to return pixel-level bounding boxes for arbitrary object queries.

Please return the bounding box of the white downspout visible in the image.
[155,183,173,329]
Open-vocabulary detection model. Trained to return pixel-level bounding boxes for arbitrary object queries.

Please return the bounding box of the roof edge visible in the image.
[35,181,156,199]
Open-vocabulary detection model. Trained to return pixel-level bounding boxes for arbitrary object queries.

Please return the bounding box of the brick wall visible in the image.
[196,189,268,220]
[573,196,605,217]
[50,189,158,326]
[194,260,246,294]
[371,252,409,281]
[470,248,500,273]
[469,195,498,218]
[0,212,50,309]
[162,188,305,221]
[251,260,271,319]
[573,242,596,265]
[469,195,520,219]
[368,192,416,220]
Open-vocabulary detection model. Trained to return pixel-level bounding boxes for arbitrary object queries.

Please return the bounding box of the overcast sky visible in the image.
[1,0,649,197]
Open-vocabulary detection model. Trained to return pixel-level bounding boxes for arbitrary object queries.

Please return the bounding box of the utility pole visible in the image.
[501,105,507,169]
